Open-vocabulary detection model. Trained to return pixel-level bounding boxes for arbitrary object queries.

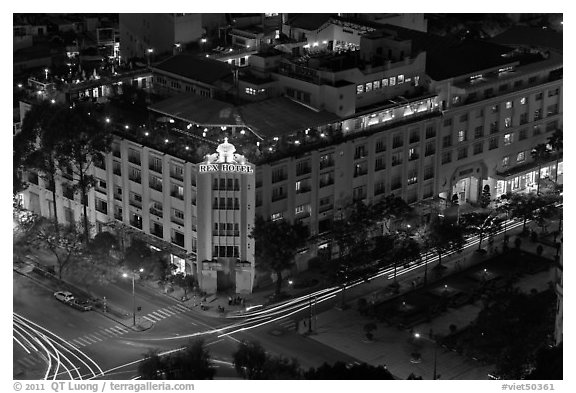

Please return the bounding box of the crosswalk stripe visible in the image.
[99,329,115,337]
[172,304,189,312]
[151,312,167,319]
[19,358,36,367]
[77,338,92,345]
[115,325,130,333]
[81,336,98,344]
[155,309,174,317]
[86,334,103,342]
[143,314,160,322]
[103,328,119,335]
[72,339,85,347]
[143,316,156,323]
[67,341,78,349]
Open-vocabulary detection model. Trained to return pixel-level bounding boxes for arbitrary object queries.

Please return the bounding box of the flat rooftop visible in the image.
[152,54,233,84]
[149,94,340,139]
[149,94,243,127]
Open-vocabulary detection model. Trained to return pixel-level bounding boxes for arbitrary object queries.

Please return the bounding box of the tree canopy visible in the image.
[138,339,215,380]
[250,217,309,295]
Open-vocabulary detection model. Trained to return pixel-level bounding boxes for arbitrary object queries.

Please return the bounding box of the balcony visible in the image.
[114,192,122,201]
[171,237,185,248]
[129,199,142,209]
[170,191,184,200]
[296,185,311,194]
[128,155,141,166]
[171,216,184,226]
[409,154,420,161]
[271,193,287,202]
[149,208,163,218]
[319,178,334,188]
[129,175,141,183]
[149,164,162,174]
[319,204,333,213]
[150,182,162,192]
[319,160,334,170]
[170,171,184,181]
[114,211,123,221]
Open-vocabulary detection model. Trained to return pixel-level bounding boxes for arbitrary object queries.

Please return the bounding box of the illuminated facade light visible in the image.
[294,140,300,145]
[105,118,110,123]
[50,99,55,104]
[144,132,149,136]
[273,137,279,141]
[164,139,169,143]
[240,130,246,135]
[125,125,130,129]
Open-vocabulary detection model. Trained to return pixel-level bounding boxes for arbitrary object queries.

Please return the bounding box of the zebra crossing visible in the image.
[141,303,190,324]
[17,354,47,369]
[69,325,131,348]
[67,304,190,348]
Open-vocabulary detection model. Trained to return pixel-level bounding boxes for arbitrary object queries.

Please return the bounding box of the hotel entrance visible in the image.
[451,176,480,204]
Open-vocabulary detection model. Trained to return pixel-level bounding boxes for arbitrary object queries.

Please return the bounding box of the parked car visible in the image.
[70,298,93,311]
[54,291,74,303]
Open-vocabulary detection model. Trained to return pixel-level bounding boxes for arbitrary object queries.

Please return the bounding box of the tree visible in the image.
[389,232,420,281]
[427,219,465,267]
[250,216,309,295]
[546,129,562,183]
[138,350,166,380]
[305,361,394,379]
[49,104,113,243]
[88,231,118,259]
[480,184,492,208]
[332,201,376,258]
[172,272,197,299]
[232,340,301,379]
[174,339,216,379]
[232,340,268,379]
[525,343,563,380]
[35,224,84,279]
[124,239,175,281]
[460,212,501,251]
[138,339,215,380]
[372,195,412,234]
[506,192,549,233]
[531,143,552,195]
[15,101,62,228]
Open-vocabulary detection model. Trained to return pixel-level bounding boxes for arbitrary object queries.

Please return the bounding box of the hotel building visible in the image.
[18,20,562,294]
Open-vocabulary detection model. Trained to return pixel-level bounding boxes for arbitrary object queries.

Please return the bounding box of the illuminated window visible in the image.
[365,82,373,92]
[504,117,512,128]
[458,130,466,142]
[517,152,525,162]
[389,76,396,86]
[506,101,513,109]
[356,85,364,94]
[397,75,404,84]
[271,212,283,221]
[502,156,509,166]
[504,133,513,145]
[414,76,420,86]
[520,97,526,105]
[373,80,381,89]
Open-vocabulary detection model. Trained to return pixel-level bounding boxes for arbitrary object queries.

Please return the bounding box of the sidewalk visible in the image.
[306,219,560,380]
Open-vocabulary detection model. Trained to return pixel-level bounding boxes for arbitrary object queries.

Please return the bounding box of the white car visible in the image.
[54,291,74,303]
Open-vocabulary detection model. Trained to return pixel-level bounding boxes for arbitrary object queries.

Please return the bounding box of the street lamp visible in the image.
[146,48,154,66]
[123,268,144,326]
[44,68,49,80]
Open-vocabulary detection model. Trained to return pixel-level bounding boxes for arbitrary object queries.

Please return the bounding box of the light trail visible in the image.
[13,312,104,380]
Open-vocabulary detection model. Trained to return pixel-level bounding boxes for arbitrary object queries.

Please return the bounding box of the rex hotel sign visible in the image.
[198,163,254,174]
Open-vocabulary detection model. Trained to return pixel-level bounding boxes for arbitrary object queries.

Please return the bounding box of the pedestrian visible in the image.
[228,296,232,306]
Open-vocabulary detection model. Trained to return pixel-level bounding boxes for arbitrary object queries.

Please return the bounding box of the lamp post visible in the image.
[123,268,144,326]
[146,48,154,67]
[44,68,49,80]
